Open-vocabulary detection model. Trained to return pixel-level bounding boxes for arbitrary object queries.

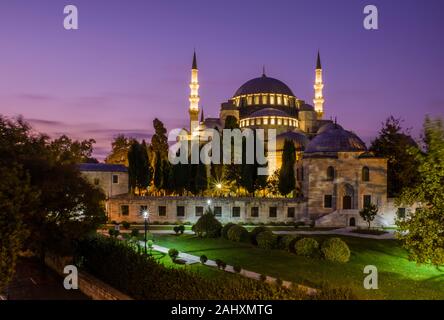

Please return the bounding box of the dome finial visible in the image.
[262,65,266,77]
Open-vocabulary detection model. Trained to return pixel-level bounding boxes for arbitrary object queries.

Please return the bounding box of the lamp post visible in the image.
[143,210,149,255]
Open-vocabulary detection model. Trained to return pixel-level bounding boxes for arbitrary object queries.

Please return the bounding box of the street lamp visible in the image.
[143,210,149,255]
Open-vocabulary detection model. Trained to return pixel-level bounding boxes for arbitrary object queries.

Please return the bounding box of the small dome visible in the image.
[248,108,290,118]
[276,130,308,151]
[234,75,294,97]
[317,122,343,134]
[305,126,366,153]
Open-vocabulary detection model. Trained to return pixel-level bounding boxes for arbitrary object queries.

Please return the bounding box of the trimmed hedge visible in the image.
[227,225,249,242]
[221,223,236,239]
[250,226,268,245]
[321,238,351,263]
[256,231,278,249]
[192,211,222,238]
[295,238,320,257]
[75,236,315,300]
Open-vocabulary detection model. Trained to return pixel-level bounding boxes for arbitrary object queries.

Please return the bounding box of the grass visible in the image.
[151,233,444,300]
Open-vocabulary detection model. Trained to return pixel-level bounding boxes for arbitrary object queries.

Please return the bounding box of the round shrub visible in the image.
[256,230,278,249]
[221,222,236,239]
[200,255,208,264]
[168,248,179,261]
[192,209,222,238]
[277,235,301,252]
[233,265,242,273]
[130,229,139,238]
[295,237,320,257]
[250,226,268,245]
[227,225,249,242]
[121,221,131,229]
[321,237,351,263]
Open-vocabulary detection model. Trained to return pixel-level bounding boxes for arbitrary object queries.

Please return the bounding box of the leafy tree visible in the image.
[278,139,296,196]
[370,116,419,197]
[105,134,132,165]
[192,208,222,238]
[151,118,169,160]
[396,117,444,266]
[128,140,151,194]
[138,140,151,192]
[49,134,96,164]
[359,204,378,230]
[153,155,163,191]
[195,157,208,195]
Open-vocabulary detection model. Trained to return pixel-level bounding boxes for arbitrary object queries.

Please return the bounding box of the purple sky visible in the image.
[0,0,443,159]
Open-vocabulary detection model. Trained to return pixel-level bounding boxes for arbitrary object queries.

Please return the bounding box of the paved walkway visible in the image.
[273,227,396,239]
[140,241,317,295]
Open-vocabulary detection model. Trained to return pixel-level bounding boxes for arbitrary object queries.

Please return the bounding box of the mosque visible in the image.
[82,52,398,228]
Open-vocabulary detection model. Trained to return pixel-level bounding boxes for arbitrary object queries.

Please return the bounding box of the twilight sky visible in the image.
[0,0,443,159]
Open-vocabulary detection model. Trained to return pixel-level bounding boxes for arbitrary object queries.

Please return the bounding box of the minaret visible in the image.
[313,51,325,119]
[189,51,200,133]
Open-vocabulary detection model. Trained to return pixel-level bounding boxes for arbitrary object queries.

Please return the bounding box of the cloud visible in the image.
[27,118,64,127]
[17,93,56,101]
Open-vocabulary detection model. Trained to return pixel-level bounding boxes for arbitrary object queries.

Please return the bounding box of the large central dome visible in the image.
[234,74,294,97]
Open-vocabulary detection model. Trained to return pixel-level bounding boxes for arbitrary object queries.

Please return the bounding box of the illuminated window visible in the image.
[256,118,261,125]
[250,119,255,125]
[247,95,253,105]
[235,97,240,106]
[283,95,288,105]
[284,118,288,125]
[277,95,282,105]
[246,119,250,126]
[254,95,260,104]
[270,95,275,105]
[277,118,282,125]
[270,117,275,125]
[263,117,268,125]
[262,94,268,104]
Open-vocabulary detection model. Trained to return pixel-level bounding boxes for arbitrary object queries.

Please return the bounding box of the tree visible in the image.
[223,116,241,192]
[151,119,169,193]
[106,134,132,165]
[278,139,296,196]
[396,117,444,266]
[359,204,378,230]
[192,208,222,238]
[49,135,96,164]
[128,140,151,194]
[370,116,419,197]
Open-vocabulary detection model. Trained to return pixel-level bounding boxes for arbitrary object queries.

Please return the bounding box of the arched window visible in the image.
[362,166,370,181]
[326,166,335,181]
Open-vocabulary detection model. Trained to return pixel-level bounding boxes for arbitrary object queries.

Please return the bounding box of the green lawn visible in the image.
[152,233,444,300]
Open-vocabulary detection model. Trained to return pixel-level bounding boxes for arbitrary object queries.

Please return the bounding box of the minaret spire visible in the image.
[200,108,205,123]
[313,50,325,119]
[189,50,200,132]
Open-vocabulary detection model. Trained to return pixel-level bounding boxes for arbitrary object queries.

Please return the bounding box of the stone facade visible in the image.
[107,195,308,224]
[79,164,129,198]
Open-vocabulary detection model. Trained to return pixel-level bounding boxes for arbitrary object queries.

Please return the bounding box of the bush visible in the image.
[173,226,180,235]
[200,255,208,264]
[277,235,301,252]
[130,229,139,238]
[168,248,179,261]
[178,225,185,234]
[215,259,226,270]
[259,274,267,282]
[108,228,119,237]
[192,209,222,238]
[76,236,319,300]
[321,238,351,263]
[233,265,242,273]
[275,278,283,287]
[250,226,268,245]
[227,225,249,242]
[221,222,236,239]
[295,238,320,257]
[256,230,278,249]
[121,221,131,230]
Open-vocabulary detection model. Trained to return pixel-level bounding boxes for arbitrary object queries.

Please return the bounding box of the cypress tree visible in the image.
[278,139,296,197]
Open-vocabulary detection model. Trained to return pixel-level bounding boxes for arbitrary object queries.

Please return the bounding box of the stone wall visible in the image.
[81,171,129,198]
[44,253,132,300]
[303,152,387,220]
[107,195,308,224]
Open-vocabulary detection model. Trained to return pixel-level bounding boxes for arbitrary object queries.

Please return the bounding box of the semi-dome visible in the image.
[234,74,294,97]
[317,122,343,134]
[305,125,366,153]
[276,130,308,151]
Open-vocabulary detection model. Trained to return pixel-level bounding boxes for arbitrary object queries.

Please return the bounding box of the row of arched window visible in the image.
[326,166,370,181]
[233,94,297,107]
